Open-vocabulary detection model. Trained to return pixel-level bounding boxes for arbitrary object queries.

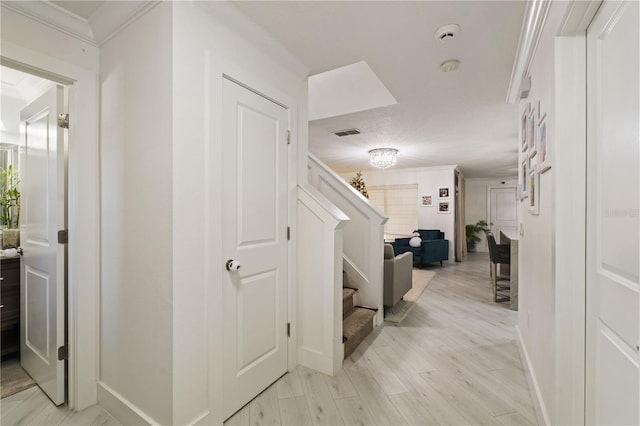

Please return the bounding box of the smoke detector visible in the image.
[434,23,461,42]
[440,59,460,73]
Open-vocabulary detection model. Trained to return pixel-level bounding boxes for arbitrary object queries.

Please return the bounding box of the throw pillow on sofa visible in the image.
[409,232,422,248]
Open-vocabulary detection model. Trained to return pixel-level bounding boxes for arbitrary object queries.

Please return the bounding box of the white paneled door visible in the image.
[19,85,67,405]
[488,187,517,237]
[222,78,289,419]
[586,1,639,424]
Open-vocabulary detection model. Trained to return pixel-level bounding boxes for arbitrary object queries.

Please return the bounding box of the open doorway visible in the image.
[0,65,68,406]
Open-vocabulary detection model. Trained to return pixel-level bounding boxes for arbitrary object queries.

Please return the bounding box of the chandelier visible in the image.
[368,148,398,169]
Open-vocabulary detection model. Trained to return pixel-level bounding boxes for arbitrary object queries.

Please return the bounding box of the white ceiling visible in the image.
[233,1,525,178]
[37,1,525,178]
[50,0,105,20]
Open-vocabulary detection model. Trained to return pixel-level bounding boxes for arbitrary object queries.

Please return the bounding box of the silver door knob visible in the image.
[226,259,241,271]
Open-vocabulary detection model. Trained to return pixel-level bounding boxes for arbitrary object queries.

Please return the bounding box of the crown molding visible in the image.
[2,0,96,45]
[1,1,159,48]
[89,1,160,46]
[506,0,552,104]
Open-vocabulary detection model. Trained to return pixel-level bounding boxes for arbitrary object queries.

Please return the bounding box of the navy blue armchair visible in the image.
[391,229,449,267]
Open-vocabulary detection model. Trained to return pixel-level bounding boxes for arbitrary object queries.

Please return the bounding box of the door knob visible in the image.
[226,259,241,271]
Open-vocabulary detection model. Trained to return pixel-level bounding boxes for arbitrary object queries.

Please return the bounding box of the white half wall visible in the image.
[296,185,349,376]
[309,155,387,324]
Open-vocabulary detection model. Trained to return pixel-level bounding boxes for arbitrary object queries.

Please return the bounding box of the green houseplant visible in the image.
[465,220,488,252]
[0,165,21,248]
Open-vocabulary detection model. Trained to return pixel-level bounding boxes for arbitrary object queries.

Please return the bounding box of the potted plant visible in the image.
[465,220,488,252]
[0,165,21,248]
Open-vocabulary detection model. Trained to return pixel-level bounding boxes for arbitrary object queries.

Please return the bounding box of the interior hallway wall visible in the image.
[99,3,174,423]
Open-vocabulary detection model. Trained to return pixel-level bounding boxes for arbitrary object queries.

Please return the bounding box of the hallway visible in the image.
[226,253,537,425]
[1,254,536,425]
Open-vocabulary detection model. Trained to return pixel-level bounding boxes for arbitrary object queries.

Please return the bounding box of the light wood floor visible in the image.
[0,385,119,425]
[226,253,538,426]
[1,253,537,425]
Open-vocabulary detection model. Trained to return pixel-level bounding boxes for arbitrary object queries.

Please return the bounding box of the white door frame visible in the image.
[553,1,602,424]
[1,43,100,411]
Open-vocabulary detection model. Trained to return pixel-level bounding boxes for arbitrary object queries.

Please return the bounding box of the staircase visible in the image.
[342,287,377,359]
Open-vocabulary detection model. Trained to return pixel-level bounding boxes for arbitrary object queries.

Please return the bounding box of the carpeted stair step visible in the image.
[342,287,358,319]
[343,307,377,359]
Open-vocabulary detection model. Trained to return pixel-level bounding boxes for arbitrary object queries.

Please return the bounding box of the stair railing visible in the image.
[308,153,388,326]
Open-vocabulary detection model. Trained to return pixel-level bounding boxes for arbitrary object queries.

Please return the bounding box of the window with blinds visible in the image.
[368,184,418,239]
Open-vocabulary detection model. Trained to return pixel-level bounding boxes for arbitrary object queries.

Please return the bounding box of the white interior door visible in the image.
[488,187,517,237]
[19,85,66,405]
[586,1,639,424]
[222,78,289,419]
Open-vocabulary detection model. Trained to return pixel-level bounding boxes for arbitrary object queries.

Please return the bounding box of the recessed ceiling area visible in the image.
[50,0,105,20]
[309,61,397,121]
[233,1,526,178]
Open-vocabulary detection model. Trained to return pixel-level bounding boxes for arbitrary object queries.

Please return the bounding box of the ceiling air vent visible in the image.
[333,128,361,137]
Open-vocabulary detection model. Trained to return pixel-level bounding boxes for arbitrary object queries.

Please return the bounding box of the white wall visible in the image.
[172,2,307,424]
[296,186,348,376]
[465,178,518,252]
[1,5,100,410]
[99,1,308,424]
[99,3,174,424]
[513,2,579,424]
[345,166,457,261]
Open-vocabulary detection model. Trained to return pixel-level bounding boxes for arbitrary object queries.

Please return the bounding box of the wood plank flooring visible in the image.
[1,253,537,425]
[226,253,538,426]
[0,385,119,426]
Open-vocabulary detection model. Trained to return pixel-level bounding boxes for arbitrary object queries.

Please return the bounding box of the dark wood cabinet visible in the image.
[1,257,21,358]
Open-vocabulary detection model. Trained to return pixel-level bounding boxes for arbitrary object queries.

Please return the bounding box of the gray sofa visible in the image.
[383,243,413,307]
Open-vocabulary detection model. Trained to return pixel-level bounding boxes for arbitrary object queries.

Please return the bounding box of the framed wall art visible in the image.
[521,104,529,152]
[421,195,433,207]
[438,201,451,214]
[528,108,537,158]
[438,187,450,199]
[537,117,551,173]
[528,170,539,215]
[520,156,528,199]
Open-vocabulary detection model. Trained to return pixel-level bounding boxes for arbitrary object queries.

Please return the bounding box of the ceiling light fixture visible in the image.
[369,148,398,169]
[440,59,460,72]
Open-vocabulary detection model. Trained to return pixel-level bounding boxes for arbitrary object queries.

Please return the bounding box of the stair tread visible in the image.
[343,307,376,340]
[342,288,357,302]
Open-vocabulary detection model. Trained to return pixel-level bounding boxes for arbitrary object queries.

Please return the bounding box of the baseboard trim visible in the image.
[516,326,551,425]
[298,346,341,377]
[97,381,158,425]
